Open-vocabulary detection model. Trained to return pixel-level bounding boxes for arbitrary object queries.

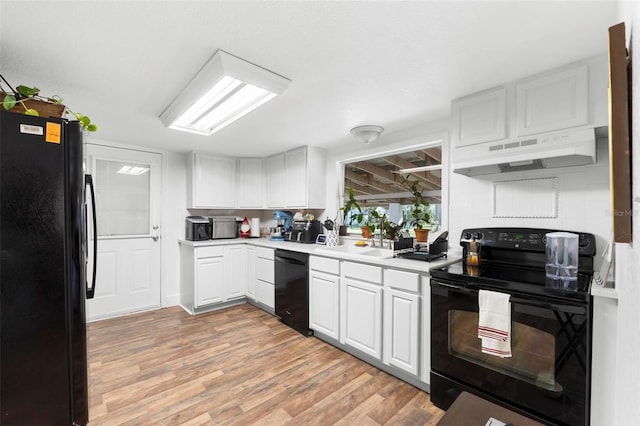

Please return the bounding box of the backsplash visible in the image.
[448,135,611,271]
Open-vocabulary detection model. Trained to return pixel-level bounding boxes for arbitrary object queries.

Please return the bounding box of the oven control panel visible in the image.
[460,227,596,255]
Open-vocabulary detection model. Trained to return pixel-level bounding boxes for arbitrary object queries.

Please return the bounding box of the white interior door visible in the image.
[86,144,162,321]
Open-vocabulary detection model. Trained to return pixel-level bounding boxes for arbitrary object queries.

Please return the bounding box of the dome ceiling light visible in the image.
[350,125,384,144]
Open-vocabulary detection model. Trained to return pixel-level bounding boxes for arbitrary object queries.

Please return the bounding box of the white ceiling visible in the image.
[0,1,620,157]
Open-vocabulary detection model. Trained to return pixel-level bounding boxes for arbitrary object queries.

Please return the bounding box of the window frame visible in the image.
[334,132,449,239]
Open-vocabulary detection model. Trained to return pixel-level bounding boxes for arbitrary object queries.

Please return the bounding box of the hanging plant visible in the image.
[0,74,98,132]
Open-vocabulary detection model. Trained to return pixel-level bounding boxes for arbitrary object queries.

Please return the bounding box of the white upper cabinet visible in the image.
[452,87,507,148]
[515,64,588,137]
[188,145,325,210]
[266,154,286,208]
[266,146,326,209]
[285,148,307,207]
[236,158,264,208]
[188,153,236,209]
[451,56,606,148]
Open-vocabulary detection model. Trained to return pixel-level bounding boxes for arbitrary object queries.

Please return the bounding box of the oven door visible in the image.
[430,279,591,426]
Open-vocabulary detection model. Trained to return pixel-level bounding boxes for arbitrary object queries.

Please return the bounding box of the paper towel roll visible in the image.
[250,218,260,237]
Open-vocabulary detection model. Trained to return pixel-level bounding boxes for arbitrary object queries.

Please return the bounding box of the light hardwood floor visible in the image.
[87,303,445,425]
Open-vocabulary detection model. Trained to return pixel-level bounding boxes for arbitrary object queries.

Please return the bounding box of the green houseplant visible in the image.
[362,208,392,240]
[0,74,98,132]
[404,178,431,242]
[339,187,363,236]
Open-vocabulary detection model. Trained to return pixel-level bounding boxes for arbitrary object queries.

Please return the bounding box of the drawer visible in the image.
[384,268,420,293]
[310,256,339,275]
[342,261,382,285]
[255,246,274,260]
[195,246,224,258]
[256,257,274,283]
[255,280,274,309]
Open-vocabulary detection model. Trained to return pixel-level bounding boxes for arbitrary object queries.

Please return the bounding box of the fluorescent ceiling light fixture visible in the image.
[394,164,442,174]
[160,50,291,136]
[117,166,150,175]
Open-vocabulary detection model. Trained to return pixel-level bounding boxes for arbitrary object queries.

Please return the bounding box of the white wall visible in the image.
[161,151,189,307]
[611,3,640,424]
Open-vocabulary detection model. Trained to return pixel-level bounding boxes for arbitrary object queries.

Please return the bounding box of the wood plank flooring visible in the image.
[87,303,444,425]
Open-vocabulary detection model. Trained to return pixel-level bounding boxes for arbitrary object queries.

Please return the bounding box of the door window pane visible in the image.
[95,159,150,236]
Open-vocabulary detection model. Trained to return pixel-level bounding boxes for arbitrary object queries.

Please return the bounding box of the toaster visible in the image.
[185,216,210,241]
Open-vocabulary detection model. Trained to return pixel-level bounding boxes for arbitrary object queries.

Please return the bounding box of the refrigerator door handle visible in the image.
[85,174,97,299]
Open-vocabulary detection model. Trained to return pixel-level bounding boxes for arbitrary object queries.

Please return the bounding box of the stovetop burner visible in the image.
[430,260,592,302]
[429,227,597,303]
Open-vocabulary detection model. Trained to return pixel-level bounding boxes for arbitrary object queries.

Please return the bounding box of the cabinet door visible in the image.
[236,158,264,208]
[245,246,256,300]
[515,64,588,137]
[266,154,286,208]
[309,270,340,339]
[383,288,420,376]
[285,147,307,207]
[192,154,236,208]
[195,256,224,307]
[452,87,507,148]
[340,278,382,359]
[420,275,431,384]
[224,245,245,300]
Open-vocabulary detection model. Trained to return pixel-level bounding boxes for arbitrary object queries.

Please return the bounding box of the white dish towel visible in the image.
[478,290,512,358]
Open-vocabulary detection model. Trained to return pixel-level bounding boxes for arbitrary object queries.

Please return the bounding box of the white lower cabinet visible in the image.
[181,244,248,313]
[195,250,225,307]
[309,256,340,340]
[245,245,256,300]
[383,288,420,375]
[255,247,275,309]
[340,262,383,360]
[383,268,421,376]
[420,275,431,384]
[224,245,245,300]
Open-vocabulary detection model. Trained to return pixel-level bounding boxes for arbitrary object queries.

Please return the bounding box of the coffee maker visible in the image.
[286,220,323,243]
[270,211,292,241]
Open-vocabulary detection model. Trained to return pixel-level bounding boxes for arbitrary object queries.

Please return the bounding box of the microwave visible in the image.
[208,216,238,239]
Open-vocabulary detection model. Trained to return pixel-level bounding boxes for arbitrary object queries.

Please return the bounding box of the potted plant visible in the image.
[384,221,401,241]
[361,208,387,240]
[0,74,98,132]
[339,187,363,236]
[404,178,431,242]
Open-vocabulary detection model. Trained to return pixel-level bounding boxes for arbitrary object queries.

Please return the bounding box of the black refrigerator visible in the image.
[0,110,97,425]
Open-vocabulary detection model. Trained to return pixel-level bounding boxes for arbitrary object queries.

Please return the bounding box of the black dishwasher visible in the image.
[274,249,312,336]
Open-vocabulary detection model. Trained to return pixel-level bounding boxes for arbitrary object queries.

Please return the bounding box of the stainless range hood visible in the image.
[452,128,596,177]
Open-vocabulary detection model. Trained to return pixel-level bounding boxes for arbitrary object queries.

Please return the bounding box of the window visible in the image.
[341,144,443,236]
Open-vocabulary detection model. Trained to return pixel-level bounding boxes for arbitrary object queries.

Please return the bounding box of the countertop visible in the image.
[179,237,462,273]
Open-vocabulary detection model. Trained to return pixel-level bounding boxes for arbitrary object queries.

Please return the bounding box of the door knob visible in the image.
[153,225,159,230]
[152,235,159,242]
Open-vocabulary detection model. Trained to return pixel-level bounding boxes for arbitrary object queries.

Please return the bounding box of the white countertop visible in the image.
[179,237,462,273]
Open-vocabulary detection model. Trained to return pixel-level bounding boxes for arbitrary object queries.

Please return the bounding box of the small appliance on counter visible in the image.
[270,210,292,241]
[394,231,449,261]
[186,216,211,241]
[286,220,323,243]
[208,216,238,239]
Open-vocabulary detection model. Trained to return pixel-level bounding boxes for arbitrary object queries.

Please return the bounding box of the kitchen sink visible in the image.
[315,244,394,259]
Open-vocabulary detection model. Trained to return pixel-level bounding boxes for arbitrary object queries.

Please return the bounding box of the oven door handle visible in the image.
[509,296,587,314]
[432,281,586,314]
[431,281,477,294]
